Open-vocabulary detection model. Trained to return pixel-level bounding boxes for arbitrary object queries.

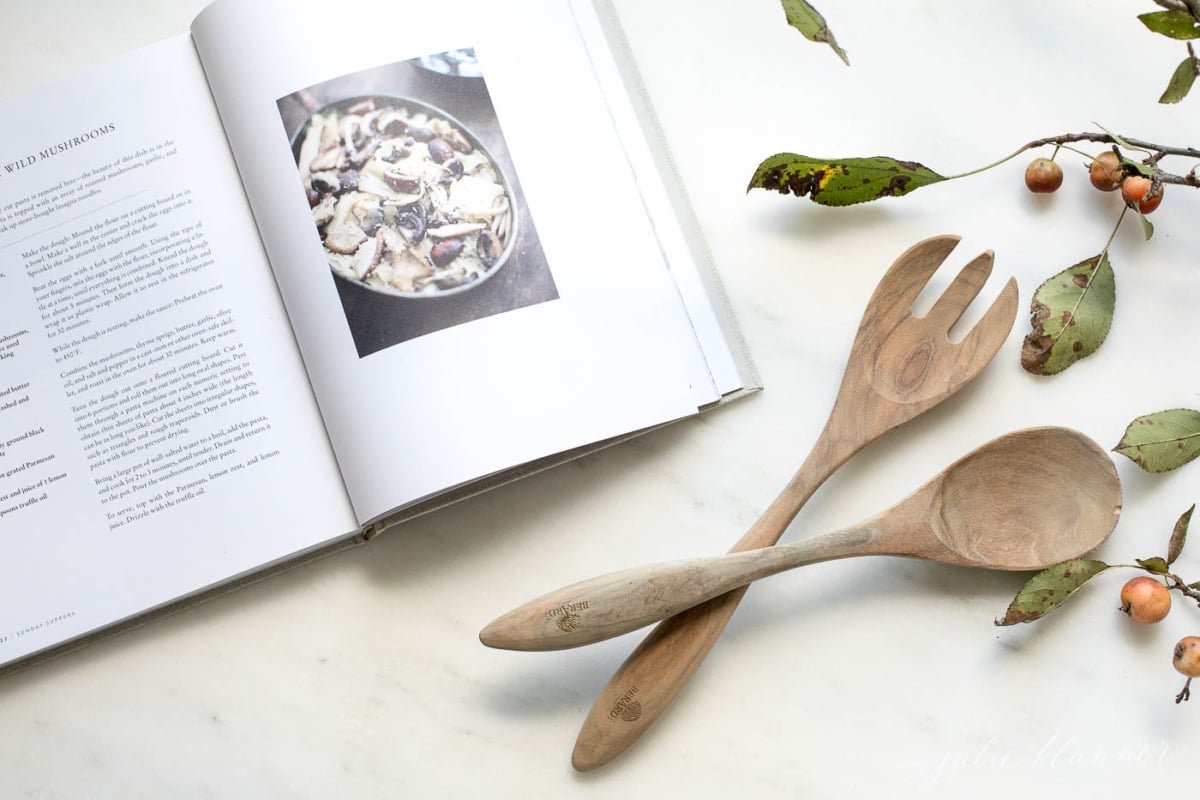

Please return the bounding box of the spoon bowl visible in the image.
[920,426,1122,570]
[480,426,1121,651]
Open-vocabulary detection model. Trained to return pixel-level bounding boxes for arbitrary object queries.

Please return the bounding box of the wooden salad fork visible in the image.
[570,235,1020,771]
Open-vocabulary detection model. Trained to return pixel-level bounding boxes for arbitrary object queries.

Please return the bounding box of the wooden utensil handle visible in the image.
[567,237,1018,771]
[571,430,854,771]
[483,528,881,651]
[571,585,748,771]
[480,555,759,651]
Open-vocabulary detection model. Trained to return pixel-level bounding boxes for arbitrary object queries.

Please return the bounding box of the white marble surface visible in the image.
[3,1,1200,797]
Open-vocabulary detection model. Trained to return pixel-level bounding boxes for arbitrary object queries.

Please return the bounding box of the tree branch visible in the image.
[1168,573,1200,605]
[1016,132,1200,186]
[1152,0,1200,21]
[1154,0,1188,10]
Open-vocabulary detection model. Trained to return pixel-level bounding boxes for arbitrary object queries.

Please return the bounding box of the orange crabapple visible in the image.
[1120,175,1164,214]
[1174,636,1200,703]
[1119,575,1171,623]
[1025,157,1064,193]
[1089,151,1123,192]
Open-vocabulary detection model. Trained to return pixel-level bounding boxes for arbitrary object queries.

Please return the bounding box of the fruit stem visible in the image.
[942,147,1027,181]
[1102,206,1127,255]
[1056,144,1095,162]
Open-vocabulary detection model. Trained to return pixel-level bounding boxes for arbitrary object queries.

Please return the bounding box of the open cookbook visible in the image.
[0,0,757,671]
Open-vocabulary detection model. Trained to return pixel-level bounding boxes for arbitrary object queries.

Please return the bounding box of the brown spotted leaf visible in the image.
[1138,10,1200,40]
[780,0,849,65]
[1020,253,1115,375]
[995,559,1111,625]
[748,154,945,206]
[1159,55,1199,103]
[1169,504,1194,566]
[1113,409,1200,473]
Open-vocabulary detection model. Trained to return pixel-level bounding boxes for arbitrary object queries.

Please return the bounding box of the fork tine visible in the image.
[924,250,994,331]
[954,275,1019,363]
[867,235,961,316]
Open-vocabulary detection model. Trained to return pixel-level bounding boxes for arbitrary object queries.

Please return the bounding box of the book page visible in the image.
[191,0,741,523]
[575,0,758,398]
[0,35,357,666]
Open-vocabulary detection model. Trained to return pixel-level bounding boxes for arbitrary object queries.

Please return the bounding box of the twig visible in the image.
[945,131,1200,186]
[1018,133,1200,187]
[1019,132,1199,160]
[1155,0,1200,20]
[1168,572,1200,605]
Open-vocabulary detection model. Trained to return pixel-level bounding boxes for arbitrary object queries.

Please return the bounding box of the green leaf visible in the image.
[747,154,946,206]
[1159,56,1199,103]
[1114,409,1200,472]
[1168,504,1194,566]
[995,559,1111,625]
[1020,254,1116,375]
[780,0,849,65]
[1093,122,1156,161]
[1123,159,1156,178]
[1136,205,1155,240]
[1138,10,1200,40]
[1137,557,1170,575]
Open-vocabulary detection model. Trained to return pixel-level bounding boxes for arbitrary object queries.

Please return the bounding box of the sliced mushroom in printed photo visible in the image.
[294,96,516,297]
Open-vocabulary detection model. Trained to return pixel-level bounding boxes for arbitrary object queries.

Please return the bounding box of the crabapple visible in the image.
[1025,157,1063,193]
[1089,151,1123,192]
[1173,636,1200,703]
[1120,175,1164,214]
[1119,576,1171,623]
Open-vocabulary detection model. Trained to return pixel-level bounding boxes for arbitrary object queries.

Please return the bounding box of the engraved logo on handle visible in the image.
[608,686,642,722]
[546,601,589,633]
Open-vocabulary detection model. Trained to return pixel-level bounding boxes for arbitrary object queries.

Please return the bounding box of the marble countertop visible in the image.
[3,1,1199,796]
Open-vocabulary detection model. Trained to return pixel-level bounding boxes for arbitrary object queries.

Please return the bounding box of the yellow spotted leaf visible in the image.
[747,154,946,206]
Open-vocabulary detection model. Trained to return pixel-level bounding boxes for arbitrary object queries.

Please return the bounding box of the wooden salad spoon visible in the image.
[480,426,1122,651]
[567,235,1019,770]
